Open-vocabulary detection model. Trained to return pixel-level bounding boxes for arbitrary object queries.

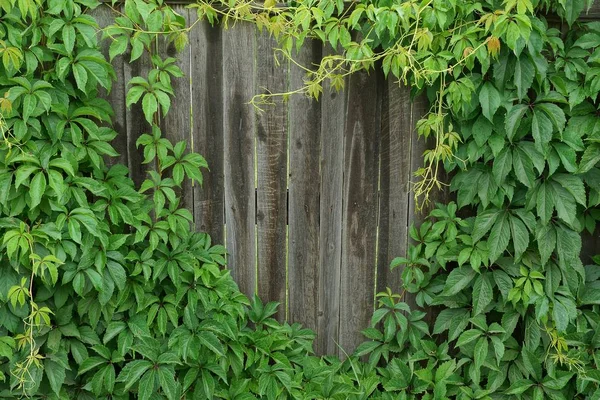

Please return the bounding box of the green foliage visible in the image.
[3,0,600,399]
[0,1,364,398]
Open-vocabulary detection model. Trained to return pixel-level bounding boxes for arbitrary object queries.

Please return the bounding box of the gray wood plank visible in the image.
[317,46,346,357]
[255,32,288,320]
[222,23,257,298]
[288,41,322,332]
[376,80,412,297]
[338,69,381,356]
[159,7,193,211]
[190,20,225,242]
[93,4,128,168]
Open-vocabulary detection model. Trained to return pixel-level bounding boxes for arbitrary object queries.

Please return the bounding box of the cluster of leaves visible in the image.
[192,0,596,208]
[0,1,373,399]
[3,0,600,399]
[192,0,600,398]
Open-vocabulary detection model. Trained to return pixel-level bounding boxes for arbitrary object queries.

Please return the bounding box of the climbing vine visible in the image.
[1,0,600,398]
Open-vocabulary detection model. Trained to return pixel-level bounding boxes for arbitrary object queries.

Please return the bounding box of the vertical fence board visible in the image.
[94,4,128,168]
[222,23,257,297]
[255,33,288,320]
[159,7,193,210]
[190,20,225,241]
[338,71,381,355]
[317,47,346,357]
[288,42,322,331]
[376,82,413,296]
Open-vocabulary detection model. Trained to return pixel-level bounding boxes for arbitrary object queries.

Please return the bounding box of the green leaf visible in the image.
[22,93,37,123]
[551,174,586,207]
[556,223,581,262]
[514,55,535,100]
[578,143,600,173]
[73,63,88,93]
[142,93,158,124]
[574,33,600,48]
[536,103,566,134]
[549,181,577,226]
[433,308,469,335]
[109,36,128,61]
[78,357,107,375]
[536,224,556,266]
[492,148,512,185]
[456,329,482,346]
[509,214,529,260]
[354,340,381,356]
[63,23,76,54]
[490,335,505,365]
[479,82,501,122]
[505,104,528,141]
[441,266,476,296]
[158,366,179,400]
[472,209,500,242]
[512,147,535,188]
[138,369,157,400]
[488,213,510,262]
[29,171,46,208]
[505,379,534,395]
[531,108,552,151]
[474,337,488,369]
[472,273,493,315]
[561,0,585,26]
[198,331,225,357]
[117,360,153,391]
[45,359,66,395]
[552,299,570,332]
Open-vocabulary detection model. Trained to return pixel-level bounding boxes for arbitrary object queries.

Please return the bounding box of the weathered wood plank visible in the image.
[159,7,194,211]
[376,80,412,297]
[222,23,257,297]
[317,47,346,357]
[93,4,128,168]
[190,20,225,242]
[255,32,288,320]
[288,41,322,332]
[338,70,381,356]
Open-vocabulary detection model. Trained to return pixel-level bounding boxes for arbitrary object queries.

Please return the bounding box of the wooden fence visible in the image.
[93,3,600,356]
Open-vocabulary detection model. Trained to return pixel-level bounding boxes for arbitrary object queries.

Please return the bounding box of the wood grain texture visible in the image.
[190,19,225,242]
[288,41,322,332]
[338,70,381,356]
[317,46,346,357]
[93,4,128,168]
[159,7,194,211]
[376,80,412,296]
[222,23,257,298]
[255,32,288,320]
